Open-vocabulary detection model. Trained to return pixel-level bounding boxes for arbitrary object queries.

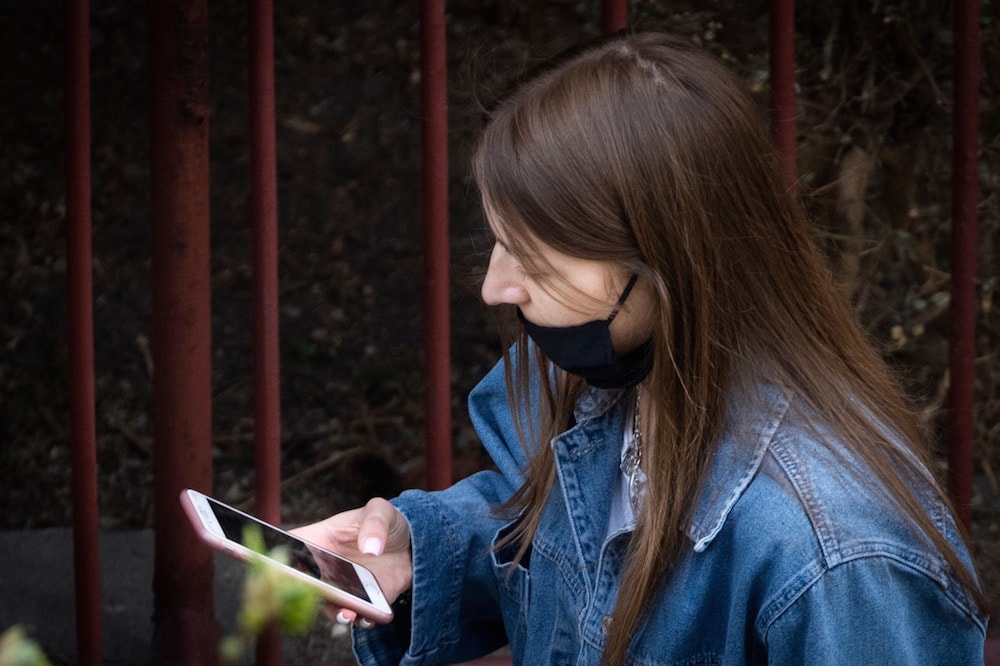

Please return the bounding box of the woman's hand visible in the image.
[291,497,412,627]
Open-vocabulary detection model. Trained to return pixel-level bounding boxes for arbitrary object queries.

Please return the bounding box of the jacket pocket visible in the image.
[491,519,531,655]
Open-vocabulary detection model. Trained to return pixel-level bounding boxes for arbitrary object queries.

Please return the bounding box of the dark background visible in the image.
[1,0,998,627]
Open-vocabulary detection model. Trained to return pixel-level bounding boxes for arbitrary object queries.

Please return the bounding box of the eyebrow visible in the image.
[495,235,531,265]
[488,222,541,269]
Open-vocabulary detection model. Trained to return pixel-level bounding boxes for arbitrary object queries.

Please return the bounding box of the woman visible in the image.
[296,31,987,664]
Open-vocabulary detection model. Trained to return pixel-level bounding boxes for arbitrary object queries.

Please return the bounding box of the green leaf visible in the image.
[216,524,322,659]
[218,635,246,665]
[277,582,321,635]
[0,626,51,666]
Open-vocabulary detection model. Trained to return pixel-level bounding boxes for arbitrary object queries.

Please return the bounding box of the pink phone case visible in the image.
[179,489,394,624]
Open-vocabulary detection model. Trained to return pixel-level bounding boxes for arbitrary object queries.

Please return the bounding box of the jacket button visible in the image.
[601,614,613,635]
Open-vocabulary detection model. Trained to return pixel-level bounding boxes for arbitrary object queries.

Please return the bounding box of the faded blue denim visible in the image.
[354,353,987,665]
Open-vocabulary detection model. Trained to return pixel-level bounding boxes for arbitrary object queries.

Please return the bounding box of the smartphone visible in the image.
[180,488,393,624]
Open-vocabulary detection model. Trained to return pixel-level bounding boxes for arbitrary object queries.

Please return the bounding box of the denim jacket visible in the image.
[354,355,987,665]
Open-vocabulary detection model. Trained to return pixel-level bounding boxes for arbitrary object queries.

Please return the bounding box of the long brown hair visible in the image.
[472,31,985,665]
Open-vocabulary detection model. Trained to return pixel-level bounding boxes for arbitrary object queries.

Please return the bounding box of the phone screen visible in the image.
[206,497,372,603]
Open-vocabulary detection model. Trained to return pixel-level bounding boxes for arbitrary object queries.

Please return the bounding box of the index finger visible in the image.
[290,509,362,551]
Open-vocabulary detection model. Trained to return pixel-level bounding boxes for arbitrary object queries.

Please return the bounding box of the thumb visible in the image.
[356,497,403,556]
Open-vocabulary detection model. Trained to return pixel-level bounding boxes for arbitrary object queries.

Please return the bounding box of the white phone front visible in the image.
[180,488,393,624]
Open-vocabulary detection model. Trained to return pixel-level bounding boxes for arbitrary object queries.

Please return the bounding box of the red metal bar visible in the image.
[249,0,283,662]
[148,0,218,661]
[248,0,282,552]
[947,0,981,531]
[420,0,453,491]
[601,0,628,33]
[768,0,797,184]
[64,0,103,662]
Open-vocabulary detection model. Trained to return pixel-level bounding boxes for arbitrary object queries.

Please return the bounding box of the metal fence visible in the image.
[61,0,984,663]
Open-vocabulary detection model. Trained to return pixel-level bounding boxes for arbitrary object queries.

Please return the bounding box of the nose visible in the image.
[481,243,528,306]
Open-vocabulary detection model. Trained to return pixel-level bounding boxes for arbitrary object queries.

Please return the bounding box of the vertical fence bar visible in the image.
[420,0,452,491]
[768,0,797,183]
[947,0,981,531]
[249,0,283,662]
[601,0,628,33]
[148,0,218,662]
[248,0,282,563]
[64,0,103,662]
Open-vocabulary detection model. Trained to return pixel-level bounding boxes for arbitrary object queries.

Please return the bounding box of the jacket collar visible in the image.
[687,384,791,551]
[572,385,626,423]
[572,382,792,552]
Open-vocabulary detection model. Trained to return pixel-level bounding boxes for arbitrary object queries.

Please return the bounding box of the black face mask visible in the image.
[517,274,653,389]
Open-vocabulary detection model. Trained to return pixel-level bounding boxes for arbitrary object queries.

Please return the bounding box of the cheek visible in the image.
[608,289,657,351]
[525,292,600,328]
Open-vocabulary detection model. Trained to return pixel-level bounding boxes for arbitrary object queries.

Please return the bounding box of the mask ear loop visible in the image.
[606,274,639,323]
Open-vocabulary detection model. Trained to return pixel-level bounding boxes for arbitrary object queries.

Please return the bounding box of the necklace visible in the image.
[620,388,647,515]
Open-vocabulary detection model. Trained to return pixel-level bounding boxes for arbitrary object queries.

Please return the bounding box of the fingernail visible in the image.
[336,611,350,625]
[358,618,374,629]
[361,536,382,556]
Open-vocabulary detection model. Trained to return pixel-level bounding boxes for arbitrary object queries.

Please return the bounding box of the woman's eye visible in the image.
[519,265,545,281]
